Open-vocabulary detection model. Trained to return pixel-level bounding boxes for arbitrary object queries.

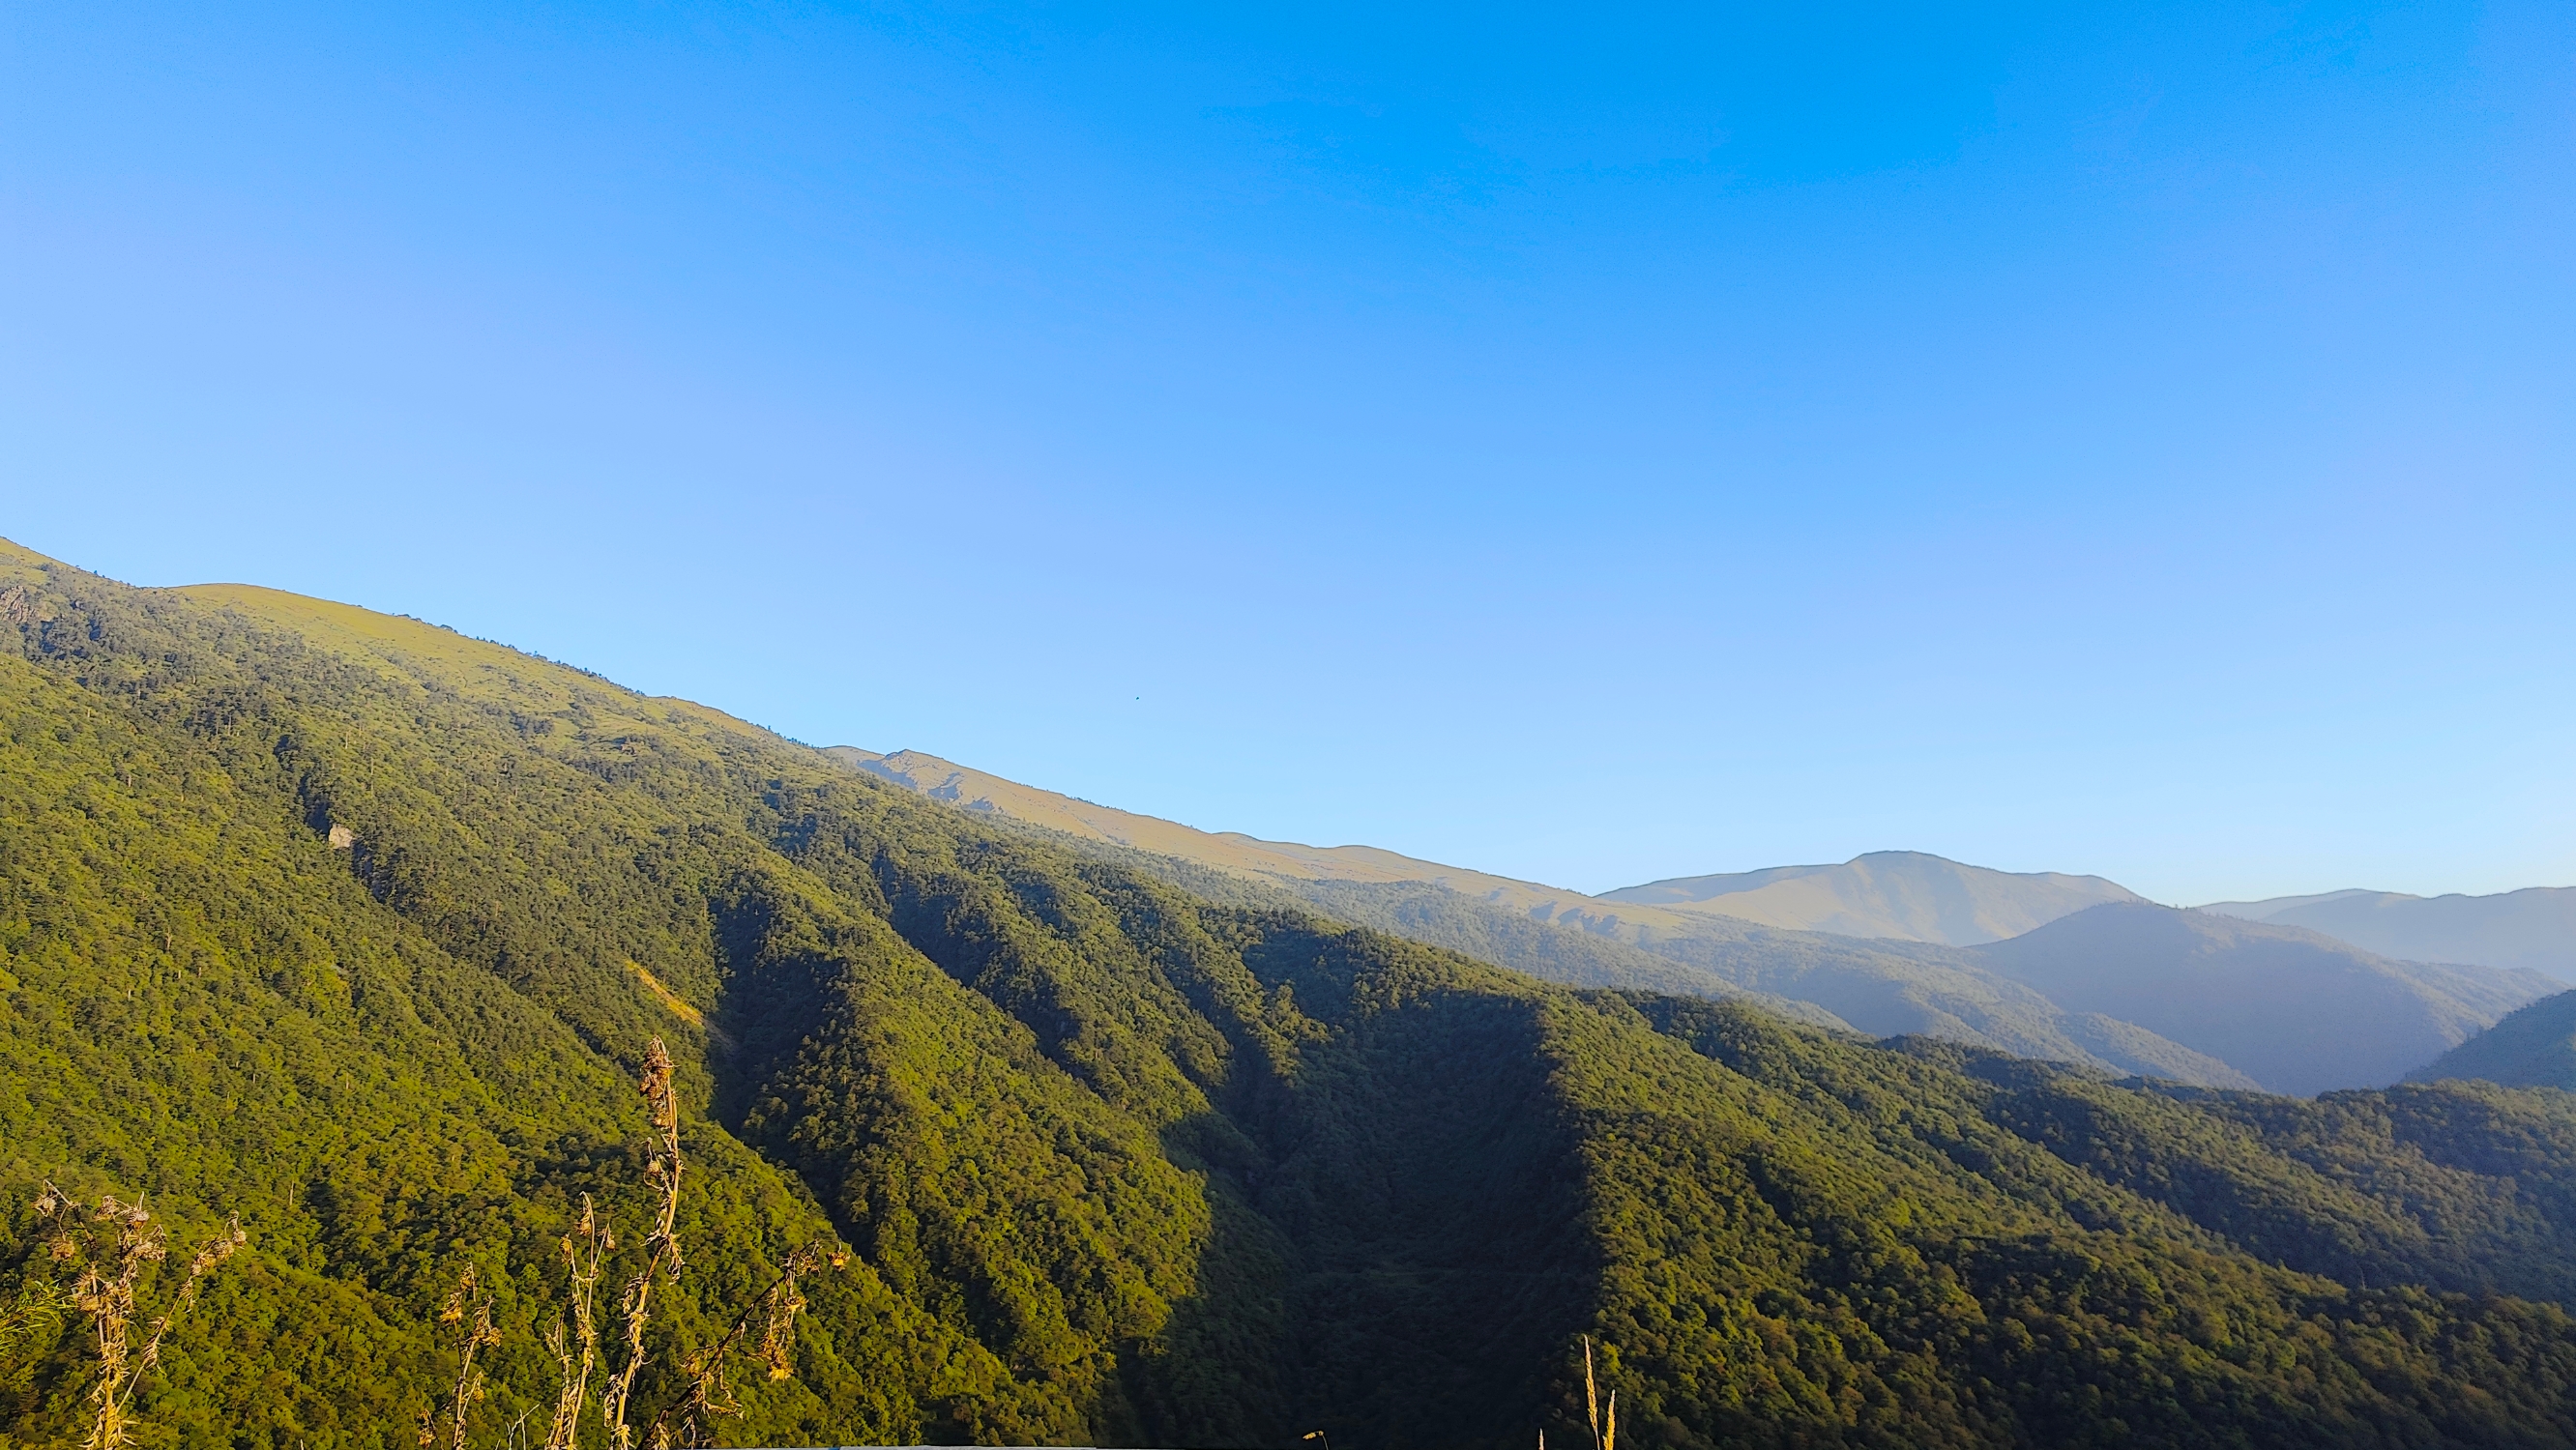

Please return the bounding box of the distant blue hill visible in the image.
[2200,885,2576,982]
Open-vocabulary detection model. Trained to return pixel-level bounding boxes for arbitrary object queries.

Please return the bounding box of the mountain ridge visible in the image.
[1971,903,2556,1095]
[1599,850,2142,944]
[825,745,1694,927]
[829,748,2266,1086]
[2201,884,2576,981]
[828,746,2546,1094]
[17,537,2576,1444]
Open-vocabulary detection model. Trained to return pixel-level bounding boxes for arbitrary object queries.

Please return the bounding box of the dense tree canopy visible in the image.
[7,539,2576,1448]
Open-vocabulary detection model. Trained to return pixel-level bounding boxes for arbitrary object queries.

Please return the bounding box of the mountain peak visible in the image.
[1598,851,2141,946]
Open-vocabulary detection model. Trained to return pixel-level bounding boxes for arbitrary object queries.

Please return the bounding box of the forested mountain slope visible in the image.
[830,751,2258,1086]
[979,832,2257,1088]
[2413,991,2576,1089]
[11,540,2576,1447]
[1267,878,2261,1088]
[832,754,2549,1095]
[821,745,1641,921]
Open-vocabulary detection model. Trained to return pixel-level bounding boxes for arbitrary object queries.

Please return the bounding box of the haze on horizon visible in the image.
[4,0,2569,904]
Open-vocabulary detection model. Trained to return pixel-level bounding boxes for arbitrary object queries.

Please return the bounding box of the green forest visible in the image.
[9,536,2576,1448]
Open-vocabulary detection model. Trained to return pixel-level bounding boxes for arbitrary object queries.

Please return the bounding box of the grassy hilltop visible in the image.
[10,539,2576,1447]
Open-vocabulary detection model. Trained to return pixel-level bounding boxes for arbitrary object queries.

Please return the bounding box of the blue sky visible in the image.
[5,1,2570,902]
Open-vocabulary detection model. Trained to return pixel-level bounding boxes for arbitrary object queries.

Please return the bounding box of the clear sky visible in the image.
[5,1,2570,903]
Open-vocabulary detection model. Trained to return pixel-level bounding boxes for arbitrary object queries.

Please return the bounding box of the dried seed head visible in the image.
[639,1038,679,1130]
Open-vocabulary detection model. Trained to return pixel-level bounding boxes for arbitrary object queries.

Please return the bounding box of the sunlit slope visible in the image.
[830,749,2261,1084]
[2203,885,2576,982]
[15,538,2576,1445]
[1600,850,2142,944]
[0,558,1042,1441]
[826,745,1703,928]
[829,749,2553,1095]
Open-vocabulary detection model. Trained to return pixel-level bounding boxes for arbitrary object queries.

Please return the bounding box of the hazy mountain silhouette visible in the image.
[826,750,2563,1093]
[1973,903,2556,1095]
[1600,851,2141,944]
[826,751,2263,1083]
[2201,886,2576,982]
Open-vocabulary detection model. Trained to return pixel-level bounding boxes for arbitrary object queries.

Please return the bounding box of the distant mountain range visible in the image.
[2200,886,2576,981]
[1600,852,2139,944]
[1972,903,2552,1097]
[25,536,2576,1444]
[828,750,2127,946]
[829,747,2555,1093]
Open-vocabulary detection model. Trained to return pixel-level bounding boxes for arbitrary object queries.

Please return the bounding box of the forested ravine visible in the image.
[8,537,2576,1449]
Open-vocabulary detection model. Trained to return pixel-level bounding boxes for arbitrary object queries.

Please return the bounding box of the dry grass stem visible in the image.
[1583,1336,1601,1450]
[543,1194,609,1450]
[1577,1335,1619,1450]
[600,1038,685,1450]
[16,1035,830,1450]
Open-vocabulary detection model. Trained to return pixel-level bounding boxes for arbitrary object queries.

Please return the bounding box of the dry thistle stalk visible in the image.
[543,1195,609,1450]
[643,1236,847,1447]
[756,1238,842,1382]
[600,1038,685,1450]
[425,1263,501,1450]
[35,1180,246,1450]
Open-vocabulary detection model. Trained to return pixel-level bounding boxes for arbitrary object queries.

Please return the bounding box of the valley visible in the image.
[6,538,2576,1448]
[832,750,2559,1097]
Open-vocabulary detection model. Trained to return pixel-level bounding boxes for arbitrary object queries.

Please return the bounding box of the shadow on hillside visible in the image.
[1127,989,1598,1450]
